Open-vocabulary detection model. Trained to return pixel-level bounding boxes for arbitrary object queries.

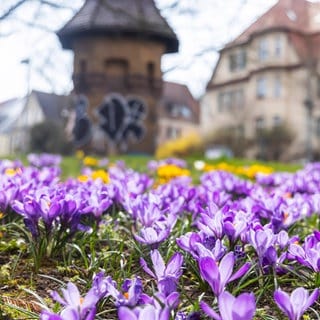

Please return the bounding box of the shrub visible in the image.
[29,120,73,155]
[155,132,204,159]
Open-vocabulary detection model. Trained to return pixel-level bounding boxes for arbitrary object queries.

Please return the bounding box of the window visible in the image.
[218,92,224,112]
[229,54,237,71]
[166,126,181,139]
[229,49,246,71]
[273,115,282,127]
[258,38,268,61]
[234,89,244,108]
[167,104,192,119]
[274,75,281,98]
[255,116,265,131]
[217,88,245,112]
[257,77,267,98]
[237,124,245,137]
[147,62,155,87]
[180,106,192,119]
[275,35,282,57]
[237,49,247,69]
[79,59,87,73]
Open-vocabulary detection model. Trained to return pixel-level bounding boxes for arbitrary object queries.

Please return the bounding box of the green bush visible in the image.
[29,120,73,155]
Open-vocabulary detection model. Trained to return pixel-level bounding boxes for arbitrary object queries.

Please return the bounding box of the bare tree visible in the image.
[0,0,273,99]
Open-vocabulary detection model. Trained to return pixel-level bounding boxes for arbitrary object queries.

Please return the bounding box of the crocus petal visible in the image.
[165,252,183,277]
[218,291,235,320]
[228,262,251,283]
[165,291,180,308]
[140,257,156,278]
[60,307,79,320]
[151,249,166,278]
[291,287,308,319]
[232,292,256,320]
[274,289,293,319]
[139,305,156,319]
[51,291,67,306]
[83,306,97,320]
[304,288,320,311]
[118,306,138,320]
[199,256,220,295]
[40,311,62,320]
[159,307,170,320]
[141,227,158,243]
[200,301,221,320]
[62,283,81,307]
[218,252,235,289]
[81,288,99,313]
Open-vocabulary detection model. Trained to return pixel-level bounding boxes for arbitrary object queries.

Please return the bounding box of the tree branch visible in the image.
[0,0,27,20]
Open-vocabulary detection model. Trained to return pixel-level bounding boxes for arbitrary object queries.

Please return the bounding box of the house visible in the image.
[201,0,320,160]
[157,81,200,146]
[0,91,72,156]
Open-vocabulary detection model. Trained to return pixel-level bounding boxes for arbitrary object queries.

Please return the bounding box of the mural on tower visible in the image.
[97,94,146,152]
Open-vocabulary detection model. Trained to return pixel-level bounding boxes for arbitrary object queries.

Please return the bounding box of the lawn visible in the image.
[0,153,318,320]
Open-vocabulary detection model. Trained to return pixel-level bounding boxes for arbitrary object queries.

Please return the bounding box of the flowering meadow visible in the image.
[0,153,320,319]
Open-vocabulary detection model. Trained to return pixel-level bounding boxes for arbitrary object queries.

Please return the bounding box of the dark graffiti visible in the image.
[97,94,146,149]
[72,95,92,147]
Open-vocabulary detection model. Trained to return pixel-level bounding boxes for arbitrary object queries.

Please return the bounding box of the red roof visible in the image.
[158,81,200,123]
[226,0,320,49]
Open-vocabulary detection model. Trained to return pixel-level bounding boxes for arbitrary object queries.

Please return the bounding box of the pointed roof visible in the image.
[33,90,73,121]
[57,0,178,53]
[226,0,320,48]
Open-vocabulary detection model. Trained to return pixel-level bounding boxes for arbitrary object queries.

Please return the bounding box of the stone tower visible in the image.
[57,0,178,154]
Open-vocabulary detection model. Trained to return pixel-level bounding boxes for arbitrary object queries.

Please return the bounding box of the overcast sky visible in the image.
[0,0,278,102]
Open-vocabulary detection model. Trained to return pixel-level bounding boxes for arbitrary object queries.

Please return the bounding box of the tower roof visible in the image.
[57,0,179,53]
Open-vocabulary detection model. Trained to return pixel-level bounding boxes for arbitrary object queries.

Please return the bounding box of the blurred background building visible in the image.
[201,0,320,161]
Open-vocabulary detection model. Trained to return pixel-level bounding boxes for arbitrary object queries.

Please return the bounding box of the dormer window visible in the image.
[286,9,297,21]
[275,35,282,57]
[229,49,246,72]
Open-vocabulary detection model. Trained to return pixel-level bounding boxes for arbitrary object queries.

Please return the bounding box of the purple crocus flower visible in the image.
[118,304,170,320]
[105,276,143,307]
[274,287,319,320]
[201,291,256,320]
[140,249,183,297]
[134,223,171,248]
[176,231,226,261]
[198,252,251,296]
[41,282,98,320]
[288,233,320,273]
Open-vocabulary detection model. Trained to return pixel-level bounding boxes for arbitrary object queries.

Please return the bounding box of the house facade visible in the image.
[157,82,200,146]
[201,0,320,160]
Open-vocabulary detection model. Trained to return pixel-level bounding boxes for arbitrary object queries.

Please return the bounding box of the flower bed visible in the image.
[0,154,319,319]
